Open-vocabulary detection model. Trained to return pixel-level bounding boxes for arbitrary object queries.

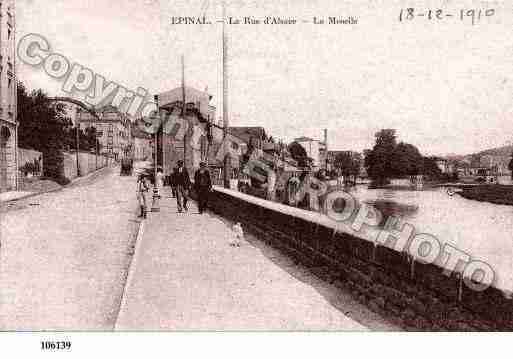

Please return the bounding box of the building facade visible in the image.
[155,86,216,176]
[131,119,152,161]
[0,0,17,192]
[480,154,511,176]
[294,137,321,168]
[77,105,131,160]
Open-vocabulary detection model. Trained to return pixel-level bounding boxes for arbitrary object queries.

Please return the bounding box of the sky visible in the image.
[17,0,513,156]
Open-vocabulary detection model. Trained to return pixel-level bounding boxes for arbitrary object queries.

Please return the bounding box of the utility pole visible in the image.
[75,107,80,177]
[161,109,166,176]
[151,96,161,212]
[96,133,99,170]
[154,96,159,185]
[324,128,328,171]
[182,54,186,165]
[222,0,231,188]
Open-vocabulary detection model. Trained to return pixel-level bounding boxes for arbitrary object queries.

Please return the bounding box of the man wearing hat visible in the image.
[172,160,191,212]
[194,162,212,214]
[136,173,150,218]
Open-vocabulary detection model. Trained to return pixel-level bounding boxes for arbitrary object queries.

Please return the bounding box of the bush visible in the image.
[43,148,64,180]
[20,162,36,176]
[54,175,71,186]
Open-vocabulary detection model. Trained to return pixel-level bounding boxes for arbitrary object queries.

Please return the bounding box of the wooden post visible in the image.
[222,0,231,188]
[182,55,186,166]
[76,119,80,177]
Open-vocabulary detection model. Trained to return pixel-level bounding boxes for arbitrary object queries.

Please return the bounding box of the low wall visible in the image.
[18,148,43,174]
[63,152,109,180]
[206,187,513,330]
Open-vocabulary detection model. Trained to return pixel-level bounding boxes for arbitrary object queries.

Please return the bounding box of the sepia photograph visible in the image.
[1,0,513,354]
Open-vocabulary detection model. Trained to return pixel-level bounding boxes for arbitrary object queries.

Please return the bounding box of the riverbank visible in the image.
[458,184,513,206]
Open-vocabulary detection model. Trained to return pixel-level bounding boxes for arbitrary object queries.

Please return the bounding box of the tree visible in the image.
[509,152,513,179]
[422,157,443,180]
[390,142,423,177]
[83,126,99,152]
[288,141,310,168]
[62,118,75,151]
[364,129,397,185]
[334,151,362,182]
[351,152,363,179]
[17,82,70,182]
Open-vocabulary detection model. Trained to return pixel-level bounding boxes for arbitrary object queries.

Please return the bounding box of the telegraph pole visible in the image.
[75,107,80,177]
[95,133,99,170]
[154,96,159,185]
[324,128,328,171]
[222,0,231,188]
[182,54,187,165]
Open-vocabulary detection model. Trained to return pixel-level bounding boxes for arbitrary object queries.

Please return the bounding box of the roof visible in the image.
[263,142,281,152]
[158,86,212,102]
[97,105,121,113]
[228,127,267,143]
[294,136,317,142]
[157,87,214,119]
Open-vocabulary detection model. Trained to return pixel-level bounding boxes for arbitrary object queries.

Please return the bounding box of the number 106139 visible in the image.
[41,341,71,350]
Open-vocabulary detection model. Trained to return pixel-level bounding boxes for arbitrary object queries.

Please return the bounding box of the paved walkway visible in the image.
[116,188,396,331]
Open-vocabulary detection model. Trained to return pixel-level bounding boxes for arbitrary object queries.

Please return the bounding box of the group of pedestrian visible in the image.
[136,160,213,218]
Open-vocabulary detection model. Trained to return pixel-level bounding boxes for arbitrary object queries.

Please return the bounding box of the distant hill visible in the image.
[443,145,513,167]
[442,145,513,165]
[475,145,513,158]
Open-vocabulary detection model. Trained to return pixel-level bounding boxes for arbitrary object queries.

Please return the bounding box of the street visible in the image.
[0,166,140,330]
[0,164,399,331]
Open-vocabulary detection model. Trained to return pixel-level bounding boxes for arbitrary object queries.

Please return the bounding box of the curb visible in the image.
[114,217,146,330]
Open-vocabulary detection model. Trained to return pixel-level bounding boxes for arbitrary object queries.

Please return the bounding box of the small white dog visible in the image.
[231,222,244,247]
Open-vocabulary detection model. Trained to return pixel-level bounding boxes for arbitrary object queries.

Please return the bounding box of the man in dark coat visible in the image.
[169,166,178,198]
[173,160,191,212]
[194,162,212,214]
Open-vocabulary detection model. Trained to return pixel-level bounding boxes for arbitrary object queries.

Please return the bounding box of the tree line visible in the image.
[17,82,100,183]
[364,129,443,186]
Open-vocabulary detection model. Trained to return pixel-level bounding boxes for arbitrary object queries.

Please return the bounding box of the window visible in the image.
[7,29,11,40]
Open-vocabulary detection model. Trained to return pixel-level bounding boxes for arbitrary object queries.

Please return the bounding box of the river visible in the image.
[345,185,513,292]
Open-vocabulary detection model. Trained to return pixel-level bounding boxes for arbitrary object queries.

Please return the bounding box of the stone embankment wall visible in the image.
[206,187,513,331]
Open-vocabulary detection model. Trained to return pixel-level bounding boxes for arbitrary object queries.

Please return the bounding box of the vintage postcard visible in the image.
[2,0,513,354]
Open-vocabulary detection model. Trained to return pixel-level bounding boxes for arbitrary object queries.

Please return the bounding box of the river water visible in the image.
[345,185,513,292]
